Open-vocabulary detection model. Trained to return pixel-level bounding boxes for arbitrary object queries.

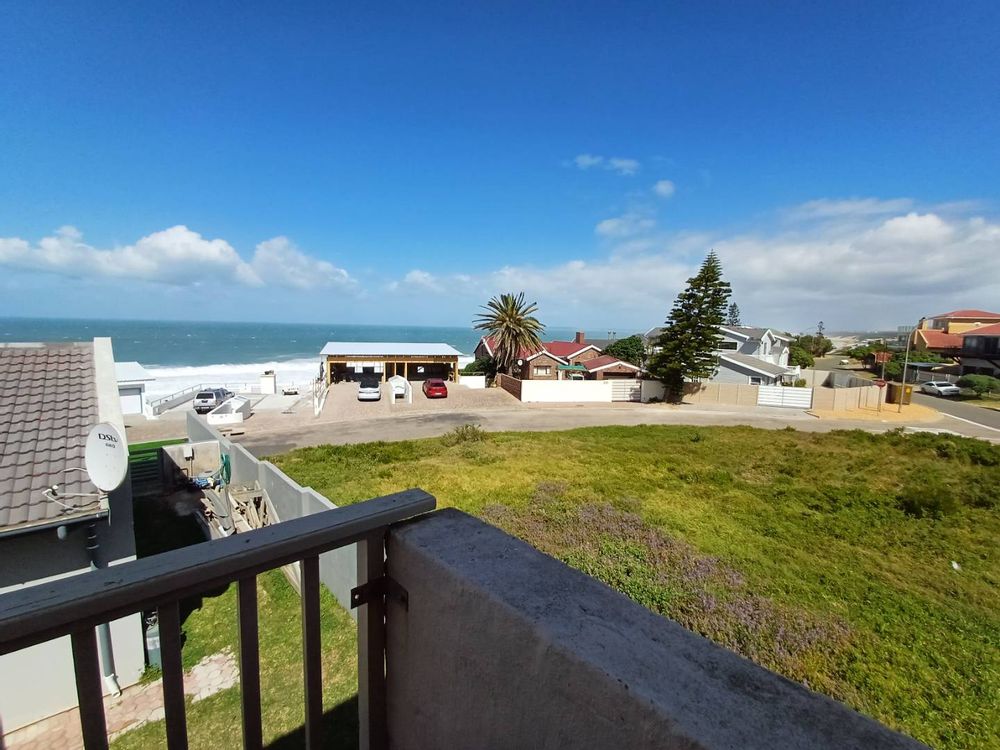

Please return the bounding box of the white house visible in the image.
[0,339,145,732]
[115,361,155,416]
[713,326,797,385]
[644,324,797,385]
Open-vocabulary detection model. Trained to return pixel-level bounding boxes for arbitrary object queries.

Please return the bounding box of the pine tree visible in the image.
[649,251,732,401]
[727,302,742,327]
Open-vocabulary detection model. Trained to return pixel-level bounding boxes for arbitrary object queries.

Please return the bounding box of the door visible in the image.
[610,379,641,402]
[756,385,813,408]
[119,386,144,415]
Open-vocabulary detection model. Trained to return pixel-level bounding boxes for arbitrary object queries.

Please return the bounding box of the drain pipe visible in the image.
[85,523,122,696]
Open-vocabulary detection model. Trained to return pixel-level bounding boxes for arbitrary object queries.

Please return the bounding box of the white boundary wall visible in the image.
[460,375,487,389]
[519,379,612,403]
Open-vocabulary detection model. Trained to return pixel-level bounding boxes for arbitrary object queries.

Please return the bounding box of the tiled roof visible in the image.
[916,330,963,350]
[0,343,103,534]
[583,355,640,372]
[961,323,1000,337]
[544,341,597,358]
[926,309,1000,320]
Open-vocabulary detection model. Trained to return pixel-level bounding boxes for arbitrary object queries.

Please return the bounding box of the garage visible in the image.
[119,386,144,414]
[321,342,462,385]
[115,361,155,416]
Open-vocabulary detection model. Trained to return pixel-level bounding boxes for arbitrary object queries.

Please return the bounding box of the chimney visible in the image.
[575,331,586,345]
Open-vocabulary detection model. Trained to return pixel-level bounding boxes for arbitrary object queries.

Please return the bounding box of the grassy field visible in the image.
[272,425,1000,750]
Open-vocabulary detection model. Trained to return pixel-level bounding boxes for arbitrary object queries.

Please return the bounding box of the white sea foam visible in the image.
[143,358,321,398]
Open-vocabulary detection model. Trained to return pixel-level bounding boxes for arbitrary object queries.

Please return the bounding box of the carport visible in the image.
[321,342,462,385]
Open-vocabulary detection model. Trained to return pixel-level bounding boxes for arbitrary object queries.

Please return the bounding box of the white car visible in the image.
[357,378,382,401]
[920,381,960,397]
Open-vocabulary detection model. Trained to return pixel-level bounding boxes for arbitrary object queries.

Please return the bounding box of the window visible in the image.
[533,366,551,376]
[749,376,763,385]
[718,341,738,350]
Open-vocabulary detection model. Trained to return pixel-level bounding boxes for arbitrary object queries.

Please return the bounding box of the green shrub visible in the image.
[794,378,808,388]
[442,423,490,446]
[897,469,958,518]
[957,374,1000,397]
[462,356,496,376]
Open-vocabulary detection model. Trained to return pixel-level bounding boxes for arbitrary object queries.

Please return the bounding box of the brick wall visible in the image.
[498,373,522,400]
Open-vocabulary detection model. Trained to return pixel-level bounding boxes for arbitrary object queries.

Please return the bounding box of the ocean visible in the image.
[0,317,586,399]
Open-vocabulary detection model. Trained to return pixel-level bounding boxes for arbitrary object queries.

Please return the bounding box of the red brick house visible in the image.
[475,332,639,380]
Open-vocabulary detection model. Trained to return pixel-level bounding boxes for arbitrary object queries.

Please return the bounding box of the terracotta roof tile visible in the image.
[927,309,1000,320]
[917,330,963,349]
[960,322,1000,337]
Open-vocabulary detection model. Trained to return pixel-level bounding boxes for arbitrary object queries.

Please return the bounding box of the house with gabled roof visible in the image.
[475,331,639,380]
[959,322,1000,377]
[912,308,1000,355]
[644,324,796,385]
[0,339,145,733]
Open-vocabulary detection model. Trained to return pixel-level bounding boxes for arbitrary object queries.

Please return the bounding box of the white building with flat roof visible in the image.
[320,342,463,384]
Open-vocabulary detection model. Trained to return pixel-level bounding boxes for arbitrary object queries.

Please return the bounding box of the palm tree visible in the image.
[474,292,545,375]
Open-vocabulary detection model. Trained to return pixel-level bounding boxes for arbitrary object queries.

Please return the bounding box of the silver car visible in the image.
[920,381,960,397]
[193,388,231,414]
[357,378,382,401]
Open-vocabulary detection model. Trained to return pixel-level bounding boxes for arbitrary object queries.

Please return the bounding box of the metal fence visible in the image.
[0,490,436,750]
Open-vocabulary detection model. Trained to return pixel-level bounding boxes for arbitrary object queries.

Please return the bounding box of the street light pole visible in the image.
[897,327,913,413]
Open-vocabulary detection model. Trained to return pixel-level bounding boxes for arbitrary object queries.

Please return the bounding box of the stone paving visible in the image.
[4,650,238,750]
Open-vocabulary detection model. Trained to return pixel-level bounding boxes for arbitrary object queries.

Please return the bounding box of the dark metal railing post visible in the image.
[301,556,323,749]
[237,576,263,750]
[157,601,188,750]
[357,533,387,750]
[71,628,109,750]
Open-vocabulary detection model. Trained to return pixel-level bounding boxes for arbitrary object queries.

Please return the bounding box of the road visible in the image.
[813,357,1000,433]
[910,392,1000,432]
[233,402,999,457]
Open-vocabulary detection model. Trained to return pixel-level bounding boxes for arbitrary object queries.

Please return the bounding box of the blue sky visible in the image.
[1,1,999,331]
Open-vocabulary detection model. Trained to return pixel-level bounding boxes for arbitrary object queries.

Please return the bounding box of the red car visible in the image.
[422,378,448,398]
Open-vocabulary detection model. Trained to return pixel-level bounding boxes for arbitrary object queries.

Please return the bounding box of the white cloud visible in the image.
[653,179,676,199]
[787,197,914,220]
[0,226,355,291]
[570,154,640,176]
[386,200,1000,331]
[573,154,604,169]
[606,157,640,176]
[595,212,656,238]
[249,236,354,290]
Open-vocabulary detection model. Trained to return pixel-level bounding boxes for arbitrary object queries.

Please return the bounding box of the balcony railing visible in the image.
[0,488,436,750]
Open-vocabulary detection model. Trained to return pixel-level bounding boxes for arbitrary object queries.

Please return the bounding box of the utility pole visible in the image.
[897,327,913,413]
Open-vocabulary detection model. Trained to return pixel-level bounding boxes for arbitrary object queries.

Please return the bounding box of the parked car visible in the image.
[193,388,230,414]
[920,381,961,397]
[422,379,448,399]
[357,378,382,401]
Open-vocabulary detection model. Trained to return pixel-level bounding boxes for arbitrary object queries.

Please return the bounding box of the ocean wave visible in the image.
[143,358,322,398]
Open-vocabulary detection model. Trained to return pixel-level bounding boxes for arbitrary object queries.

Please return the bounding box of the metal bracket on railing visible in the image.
[350,576,408,610]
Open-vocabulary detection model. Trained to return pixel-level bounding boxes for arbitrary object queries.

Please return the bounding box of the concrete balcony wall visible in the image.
[385,510,927,750]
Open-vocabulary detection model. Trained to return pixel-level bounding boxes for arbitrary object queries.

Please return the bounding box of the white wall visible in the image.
[519,379,612,403]
[460,375,487,389]
[640,380,666,402]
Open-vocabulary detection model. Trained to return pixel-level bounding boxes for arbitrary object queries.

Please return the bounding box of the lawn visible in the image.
[272,424,1000,750]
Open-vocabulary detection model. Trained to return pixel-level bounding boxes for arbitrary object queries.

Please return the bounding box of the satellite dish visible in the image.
[85,423,129,492]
